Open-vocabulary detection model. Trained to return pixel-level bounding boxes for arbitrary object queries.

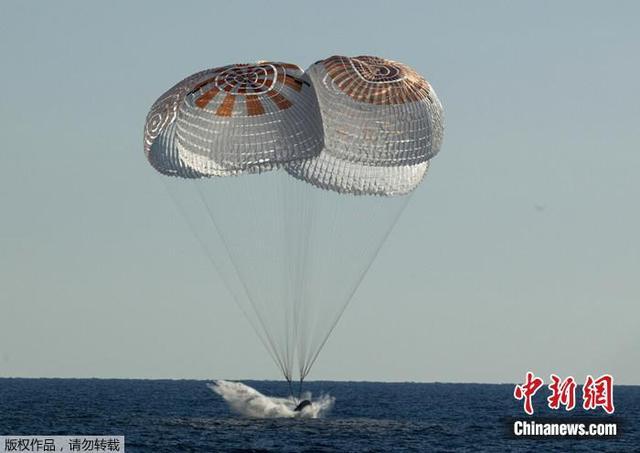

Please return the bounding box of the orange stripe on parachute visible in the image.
[216,94,236,116]
[246,95,265,116]
[195,87,220,108]
[266,91,292,110]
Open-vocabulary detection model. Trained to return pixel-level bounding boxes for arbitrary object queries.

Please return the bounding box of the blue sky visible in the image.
[1,1,639,383]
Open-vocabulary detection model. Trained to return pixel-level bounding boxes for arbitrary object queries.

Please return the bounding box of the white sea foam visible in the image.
[208,380,334,419]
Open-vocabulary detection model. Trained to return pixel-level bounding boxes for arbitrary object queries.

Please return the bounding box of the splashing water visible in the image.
[208,380,334,419]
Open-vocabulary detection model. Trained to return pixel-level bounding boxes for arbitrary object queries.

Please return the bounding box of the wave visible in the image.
[208,380,334,419]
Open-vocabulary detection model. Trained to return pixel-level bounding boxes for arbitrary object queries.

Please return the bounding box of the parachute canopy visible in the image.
[144,55,444,385]
[144,62,323,177]
[285,55,443,196]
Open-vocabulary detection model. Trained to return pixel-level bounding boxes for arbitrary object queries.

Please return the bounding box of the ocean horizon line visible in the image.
[1,376,639,387]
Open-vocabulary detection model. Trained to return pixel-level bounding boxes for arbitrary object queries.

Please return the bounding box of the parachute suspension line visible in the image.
[297,128,382,380]
[287,377,294,398]
[282,102,322,385]
[162,179,283,372]
[280,172,296,384]
[298,183,315,382]
[279,173,316,384]
[231,172,293,381]
[273,171,294,382]
[256,169,294,381]
[294,118,417,381]
[278,172,293,381]
[292,121,362,381]
[301,197,410,379]
[298,186,343,380]
[235,172,286,377]
[299,193,413,381]
[192,179,292,382]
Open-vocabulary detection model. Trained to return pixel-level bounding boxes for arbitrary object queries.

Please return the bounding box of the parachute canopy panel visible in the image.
[286,154,430,196]
[284,55,444,196]
[144,62,324,177]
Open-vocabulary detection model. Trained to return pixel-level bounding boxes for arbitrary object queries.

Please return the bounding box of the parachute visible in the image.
[144,56,444,394]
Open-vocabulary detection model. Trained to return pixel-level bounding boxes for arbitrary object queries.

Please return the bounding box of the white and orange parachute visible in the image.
[144,56,444,389]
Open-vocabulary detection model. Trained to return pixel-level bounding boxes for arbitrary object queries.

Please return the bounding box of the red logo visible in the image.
[547,374,577,411]
[514,372,615,415]
[513,371,544,415]
[583,374,615,414]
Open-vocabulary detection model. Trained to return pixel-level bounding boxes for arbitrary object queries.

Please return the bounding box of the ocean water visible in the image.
[0,379,638,452]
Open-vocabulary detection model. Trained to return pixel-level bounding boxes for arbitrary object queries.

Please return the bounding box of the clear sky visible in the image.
[1,1,638,384]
